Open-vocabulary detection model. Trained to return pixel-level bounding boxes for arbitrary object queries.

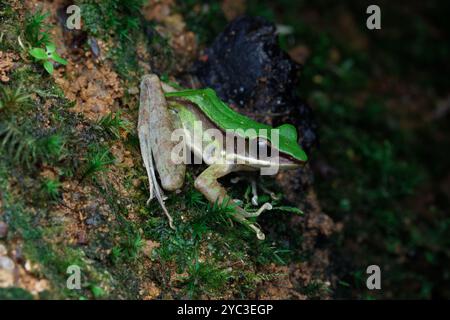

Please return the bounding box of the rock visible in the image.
[0,221,7,239]
[0,269,14,287]
[33,279,49,294]
[0,256,15,287]
[0,244,7,256]
[88,37,101,58]
[0,256,14,271]
[194,16,318,150]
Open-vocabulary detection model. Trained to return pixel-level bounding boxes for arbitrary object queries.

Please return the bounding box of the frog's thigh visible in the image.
[194,164,235,204]
[194,164,259,208]
[139,74,185,191]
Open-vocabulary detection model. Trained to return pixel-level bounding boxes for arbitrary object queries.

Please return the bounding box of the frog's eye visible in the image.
[277,124,298,141]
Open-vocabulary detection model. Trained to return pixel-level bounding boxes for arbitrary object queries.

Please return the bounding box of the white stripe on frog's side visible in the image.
[169,119,293,175]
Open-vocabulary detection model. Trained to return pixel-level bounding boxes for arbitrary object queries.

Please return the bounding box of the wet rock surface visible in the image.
[194,16,317,150]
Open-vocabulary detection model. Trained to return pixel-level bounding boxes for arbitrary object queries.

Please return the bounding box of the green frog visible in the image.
[138,74,307,240]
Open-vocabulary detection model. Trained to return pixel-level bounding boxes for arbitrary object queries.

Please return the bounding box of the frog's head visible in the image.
[272,123,308,168]
[254,124,307,172]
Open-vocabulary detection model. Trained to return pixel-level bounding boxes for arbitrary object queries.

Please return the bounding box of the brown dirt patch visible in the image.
[55,59,124,120]
[0,51,19,83]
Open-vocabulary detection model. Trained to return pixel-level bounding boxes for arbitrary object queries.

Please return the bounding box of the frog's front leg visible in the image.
[138,74,186,229]
[194,164,269,240]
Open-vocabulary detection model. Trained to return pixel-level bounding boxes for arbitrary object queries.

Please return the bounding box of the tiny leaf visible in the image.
[43,61,54,74]
[29,48,47,60]
[90,285,105,298]
[51,52,68,65]
[45,42,56,53]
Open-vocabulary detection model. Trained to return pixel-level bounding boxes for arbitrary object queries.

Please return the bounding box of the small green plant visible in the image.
[207,197,236,216]
[181,260,230,298]
[0,121,38,168]
[42,178,61,200]
[109,246,122,264]
[122,232,144,261]
[29,43,68,74]
[40,133,66,160]
[89,285,105,299]
[117,231,144,262]
[23,10,67,74]
[0,86,30,112]
[81,145,115,181]
[24,9,51,48]
[96,112,131,139]
[185,189,206,208]
[0,121,66,169]
[204,197,238,228]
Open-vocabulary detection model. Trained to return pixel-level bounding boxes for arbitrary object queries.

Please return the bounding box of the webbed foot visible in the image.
[194,164,271,240]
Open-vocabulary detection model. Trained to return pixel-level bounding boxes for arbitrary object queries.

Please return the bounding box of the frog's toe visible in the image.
[251,195,259,206]
[248,223,265,241]
[241,203,272,218]
[233,199,243,206]
[251,180,258,206]
[257,230,265,241]
[168,218,175,230]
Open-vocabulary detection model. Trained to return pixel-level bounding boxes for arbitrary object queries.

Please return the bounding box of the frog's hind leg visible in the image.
[139,133,173,228]
[194,164,266,240]
[138,74,186,229]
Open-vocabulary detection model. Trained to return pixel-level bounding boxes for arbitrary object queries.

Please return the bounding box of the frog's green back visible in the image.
[165,88,308,162]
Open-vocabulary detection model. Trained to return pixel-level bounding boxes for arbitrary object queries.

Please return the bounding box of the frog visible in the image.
[138,74,308,240]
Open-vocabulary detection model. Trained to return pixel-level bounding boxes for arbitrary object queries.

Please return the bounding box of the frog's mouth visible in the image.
[257,137,306,168]
[277,151,305,167]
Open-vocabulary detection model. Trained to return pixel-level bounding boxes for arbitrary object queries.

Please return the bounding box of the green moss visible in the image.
[0,288,34,300]
[175,0,227,44]
[247,0,450,299]
[76,0,147,81]
[23,9,52,48]
[95,112,131,140]
[80,144,115,182]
